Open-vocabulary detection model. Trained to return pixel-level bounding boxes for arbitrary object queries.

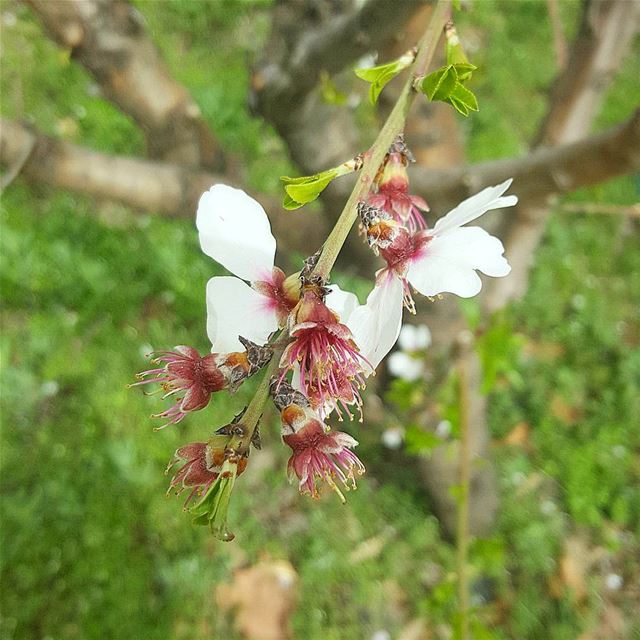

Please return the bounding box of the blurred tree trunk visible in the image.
[26,0,227,171]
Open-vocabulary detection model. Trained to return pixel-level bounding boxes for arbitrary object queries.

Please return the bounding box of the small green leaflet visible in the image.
[280,170,339,210]
[190,461,237,541]
[417,63,479,116]
[421,65,458,101]
[355,50,415,104]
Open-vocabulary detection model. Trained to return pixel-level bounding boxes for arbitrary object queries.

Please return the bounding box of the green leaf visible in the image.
[452,61,477,82]
[189,461,238,541]
[282,191,302,210]
[280,169,338,209]
[448,82,479,112]
[354,66,386,82]
[355,51,414,104]
[419,63,479,117]
[420,65,458,101]
[445,37,469,68]
[447,95,470,116]
[355,62,401,104]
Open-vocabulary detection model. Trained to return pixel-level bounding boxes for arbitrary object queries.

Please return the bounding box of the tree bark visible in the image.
[0,119,327,257]
[252,0,437,272]
[4,112,636,266]
[25,0,227,171]
[412,108,640,212]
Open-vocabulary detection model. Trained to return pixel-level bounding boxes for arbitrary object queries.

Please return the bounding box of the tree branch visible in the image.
[0,119,326,256]
[412,109,640,211]
[537,0,640,146]
[25,0,226,171]
[483,0,640,312]
[4,110,637,261]
[252,0,431,130]
[409,0,639,537]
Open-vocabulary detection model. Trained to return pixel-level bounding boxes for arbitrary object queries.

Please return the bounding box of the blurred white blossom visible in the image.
[398,323,431,352]
[387,351,424,381]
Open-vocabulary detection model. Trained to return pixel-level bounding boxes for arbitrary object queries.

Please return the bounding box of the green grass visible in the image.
[1,1,639,639]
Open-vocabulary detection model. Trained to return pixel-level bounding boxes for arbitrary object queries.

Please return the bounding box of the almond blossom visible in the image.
[280,283,371,420]
[353,181,517,351]
[197,184,359,353]
[166,440,248,508]
[166,442,221,508]
[367,136,429,232]
[132,340,271,428]
[270,379,365,501]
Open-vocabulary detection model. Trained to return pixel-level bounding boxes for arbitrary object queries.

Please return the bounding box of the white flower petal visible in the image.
[433,179,518,236]
[326,284,360,322]
[347,273,404,369]
[197,184,276,281]
[206,276,278,352]
[407,226,511,298]
[398,324,431,352]
[387,352,425,381]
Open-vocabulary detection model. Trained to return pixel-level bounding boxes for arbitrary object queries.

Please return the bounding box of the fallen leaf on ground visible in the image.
[502,421,530,448]
[398,618,432,640]
[216,557,298,640]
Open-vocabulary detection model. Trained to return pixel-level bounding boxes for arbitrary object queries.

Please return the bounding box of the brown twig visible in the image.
[0,119,328,255]
[546,0,568,70]
[557,202,640,218]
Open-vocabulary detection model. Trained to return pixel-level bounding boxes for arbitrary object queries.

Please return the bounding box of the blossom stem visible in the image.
[456,345,472,640]
[312,0,451,281]
[233,337,287,454]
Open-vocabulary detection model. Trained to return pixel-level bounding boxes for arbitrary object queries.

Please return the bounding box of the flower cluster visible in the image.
[351,140,516,358]
[132,132,516,539]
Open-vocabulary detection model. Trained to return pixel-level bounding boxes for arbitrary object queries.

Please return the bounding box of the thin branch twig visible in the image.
[557,202,640,218]
[546,0,568,70]
[456,337,472,640]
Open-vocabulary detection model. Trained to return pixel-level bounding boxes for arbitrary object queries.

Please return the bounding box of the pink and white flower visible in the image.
[166,442,221,508]
[132,341,271,428]
[280,284,371,419]
[197,184,358,352]
[368,147,429,232]
[271,382,365,501]
[351,180,517,364]
[166,435,249,508]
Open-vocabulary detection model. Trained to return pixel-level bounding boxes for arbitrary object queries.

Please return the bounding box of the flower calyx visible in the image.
[269,376,310,412]
[357,201,401,253]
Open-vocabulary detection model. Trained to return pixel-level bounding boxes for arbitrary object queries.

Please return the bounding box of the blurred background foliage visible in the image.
[1,1,639,639]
